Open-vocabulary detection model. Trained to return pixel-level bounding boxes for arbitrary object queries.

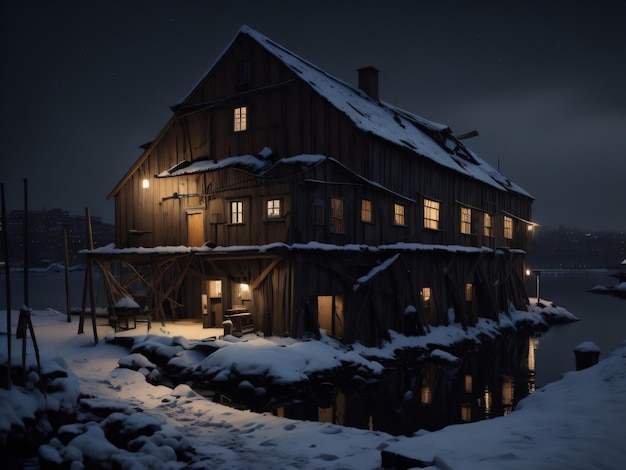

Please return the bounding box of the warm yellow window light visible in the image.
[239,283,251,300]
[142,178,150,189]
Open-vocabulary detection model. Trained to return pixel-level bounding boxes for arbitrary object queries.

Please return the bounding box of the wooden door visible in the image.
[318,295,344,338]
[187,212,205,247]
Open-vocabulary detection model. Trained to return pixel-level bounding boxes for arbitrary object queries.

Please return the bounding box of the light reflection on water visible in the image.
[2,269,624,435]
[529,269,626,387]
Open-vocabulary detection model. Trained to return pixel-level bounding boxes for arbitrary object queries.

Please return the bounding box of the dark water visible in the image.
[529,269,626,387]
[267,269,626,434]
[3,269,624,436]
[1,269,102,313]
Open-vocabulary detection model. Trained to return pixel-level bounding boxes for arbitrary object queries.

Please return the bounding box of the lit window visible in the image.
[424,199,440,230]
[230,201,243,224]
[234,106,247,132]
[393,203,405,226]
[421,287,432,309]
[461,207,472,235]
[330,197,344,233]
[465,283,473,301]
[504,216,513,240]
[484,213,493,237]
[361,199,372,223]
[266,199,281,219]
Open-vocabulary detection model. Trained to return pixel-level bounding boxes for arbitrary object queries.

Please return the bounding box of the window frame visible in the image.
[361,198,373,223]
[330,196,345,233]
[233,106,247,132]
[483,213,494,238]
[230,200,244,224]
[504,215,513,240]
[424,198,440,230]
[460,207,472,235]
[313,199,325,225]
[393,203,406,226]
[265,198,282,220]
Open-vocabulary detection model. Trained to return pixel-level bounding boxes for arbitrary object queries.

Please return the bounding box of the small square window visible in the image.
[234,106,247,132]
[266,199,281,219]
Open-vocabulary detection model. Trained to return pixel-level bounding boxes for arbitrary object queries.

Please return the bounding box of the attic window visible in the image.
[234,106,247,132]
[238,57,250,85]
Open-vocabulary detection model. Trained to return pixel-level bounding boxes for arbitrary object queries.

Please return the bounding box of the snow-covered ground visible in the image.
[1,305,624,469]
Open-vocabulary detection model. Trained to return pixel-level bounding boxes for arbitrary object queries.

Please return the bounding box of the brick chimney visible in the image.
[357,66,379,100]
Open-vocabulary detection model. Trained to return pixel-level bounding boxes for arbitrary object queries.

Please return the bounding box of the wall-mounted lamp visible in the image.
[142,178,150,189]
[526,269,541,305]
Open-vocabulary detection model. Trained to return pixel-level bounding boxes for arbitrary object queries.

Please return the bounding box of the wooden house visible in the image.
[95,25,536,345]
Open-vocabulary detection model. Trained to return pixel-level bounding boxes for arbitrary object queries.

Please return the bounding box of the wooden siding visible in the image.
[107,30,535,345]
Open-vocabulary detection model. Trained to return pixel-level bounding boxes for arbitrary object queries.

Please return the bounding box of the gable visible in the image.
[109,25,532,201]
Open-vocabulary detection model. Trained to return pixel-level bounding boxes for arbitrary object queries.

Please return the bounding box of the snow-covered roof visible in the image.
[85,241,519,257]
[157,153,416,203]
[178,25,531,198]
[156,155,272,178]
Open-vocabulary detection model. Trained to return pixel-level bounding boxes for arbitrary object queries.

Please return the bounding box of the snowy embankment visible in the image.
[3,303,624,469]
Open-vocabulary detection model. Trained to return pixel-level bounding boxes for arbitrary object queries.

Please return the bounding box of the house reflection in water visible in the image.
[272,335,540,436]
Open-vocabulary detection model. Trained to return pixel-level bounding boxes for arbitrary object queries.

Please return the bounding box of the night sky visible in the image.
[2,1,625,231]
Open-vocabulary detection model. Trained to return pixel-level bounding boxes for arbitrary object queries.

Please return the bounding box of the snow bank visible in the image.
[382,339,626,469]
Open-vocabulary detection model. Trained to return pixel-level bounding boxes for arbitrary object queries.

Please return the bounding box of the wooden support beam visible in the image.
[249,257,282,290]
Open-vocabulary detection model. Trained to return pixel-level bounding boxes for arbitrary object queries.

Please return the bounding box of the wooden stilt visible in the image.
[85,208,98,344]
[63,227,71,322]
[1,183,12,389]
[22,178,29,308]
[17,307,42,387]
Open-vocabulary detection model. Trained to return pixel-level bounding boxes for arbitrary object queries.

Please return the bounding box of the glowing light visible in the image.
[239,283,251,300]
[142,178,150,189]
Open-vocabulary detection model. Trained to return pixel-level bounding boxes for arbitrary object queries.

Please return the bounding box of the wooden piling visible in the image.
[574,341,600,371]
[1,183,12,389]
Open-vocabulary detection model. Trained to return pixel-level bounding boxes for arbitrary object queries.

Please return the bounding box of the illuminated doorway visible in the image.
[318,295,343,338]
[202,279,223,327]
[187,211,205,247]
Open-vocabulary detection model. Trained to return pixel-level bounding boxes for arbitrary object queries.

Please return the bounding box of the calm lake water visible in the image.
[2,268,625,435]
[529,269,626,387]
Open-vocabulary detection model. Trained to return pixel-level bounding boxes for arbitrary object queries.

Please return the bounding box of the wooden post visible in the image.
[18,306,42,386]
[574,341,600,371]
[77,267,87,334]
[23,178,29,307]
[85,208,98,343]
[63,227,71,322]
[1,183,12,389]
